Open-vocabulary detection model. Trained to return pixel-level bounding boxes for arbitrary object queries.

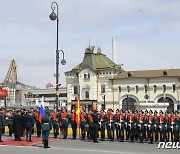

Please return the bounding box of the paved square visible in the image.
[0,136,179,154]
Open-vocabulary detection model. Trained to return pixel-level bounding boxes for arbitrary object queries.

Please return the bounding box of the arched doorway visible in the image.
[157,96,174,112]
[122,96,137,111]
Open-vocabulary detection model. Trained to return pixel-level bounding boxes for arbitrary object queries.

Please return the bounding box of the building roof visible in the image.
[114,69,180,79]
[68,46,122,73]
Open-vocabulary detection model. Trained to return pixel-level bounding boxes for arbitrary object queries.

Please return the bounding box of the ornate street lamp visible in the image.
[49,2,66,109]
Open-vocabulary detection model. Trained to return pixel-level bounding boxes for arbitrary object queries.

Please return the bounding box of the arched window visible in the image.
[85,91,89,99]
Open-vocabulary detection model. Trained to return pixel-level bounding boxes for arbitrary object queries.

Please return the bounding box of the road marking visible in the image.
[0,145,139,154]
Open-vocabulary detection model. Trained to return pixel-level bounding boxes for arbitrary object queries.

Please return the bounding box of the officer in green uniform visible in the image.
[42,109,51,148]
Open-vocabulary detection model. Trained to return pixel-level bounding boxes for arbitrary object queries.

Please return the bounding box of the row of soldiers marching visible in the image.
[1,106,180,147]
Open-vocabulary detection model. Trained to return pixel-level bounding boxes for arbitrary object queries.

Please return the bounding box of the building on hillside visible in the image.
[65,46,180,112]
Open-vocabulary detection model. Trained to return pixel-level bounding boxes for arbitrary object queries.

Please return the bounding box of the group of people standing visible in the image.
[79,108,180,144]
[0,106,179,148]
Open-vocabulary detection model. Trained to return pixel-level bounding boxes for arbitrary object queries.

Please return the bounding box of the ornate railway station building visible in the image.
[65,46,180,112]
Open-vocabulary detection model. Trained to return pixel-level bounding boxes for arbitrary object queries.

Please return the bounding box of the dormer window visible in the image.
[84,73,90,81]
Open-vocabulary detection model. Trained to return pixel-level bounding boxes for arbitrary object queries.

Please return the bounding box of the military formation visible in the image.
[0,106,179,148]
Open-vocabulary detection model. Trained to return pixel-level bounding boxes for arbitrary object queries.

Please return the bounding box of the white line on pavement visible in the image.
[0,145,139,154]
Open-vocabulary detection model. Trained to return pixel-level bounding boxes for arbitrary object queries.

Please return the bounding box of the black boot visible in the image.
[44,140,46,148]
[46,140,50,148]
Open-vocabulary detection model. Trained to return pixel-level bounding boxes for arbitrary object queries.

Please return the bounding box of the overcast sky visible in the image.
[0,0,180,88]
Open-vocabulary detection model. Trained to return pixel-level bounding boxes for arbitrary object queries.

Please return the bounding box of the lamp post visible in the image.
[102,94,106,110]
[49,2,66,109]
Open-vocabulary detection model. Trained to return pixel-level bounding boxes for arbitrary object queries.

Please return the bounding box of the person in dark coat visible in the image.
[13,110,24,141]
[24,110,34,142]
[93,110,99,143]
[0,108,4,142]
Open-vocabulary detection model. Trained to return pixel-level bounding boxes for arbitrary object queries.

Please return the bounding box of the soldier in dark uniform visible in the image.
[144,110,149,141]
[133,110,139,141]
[35,107,42,137]
[30,108,36,135]
[0,108,4,142]
[148,110,155,144]
[24,110,34,142]
[118,109,125,142]
[125,110,129,140]
[61,108,69,139]
[137,110,145,143]
[154,110,159,142]
[42,109,51,148]
[99,109,106,141]
[51,107,59,138]
[159,110,166,142]
[164,110,170,142]
[13,110,24,141]
[70,108,77,139]
[107,109,115,141]
[92,109,99,143]
[128,110,135,142]
[170,111,177,142]
[80,108,87,140]
[114,109,120,140]
[87,109,94,140]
